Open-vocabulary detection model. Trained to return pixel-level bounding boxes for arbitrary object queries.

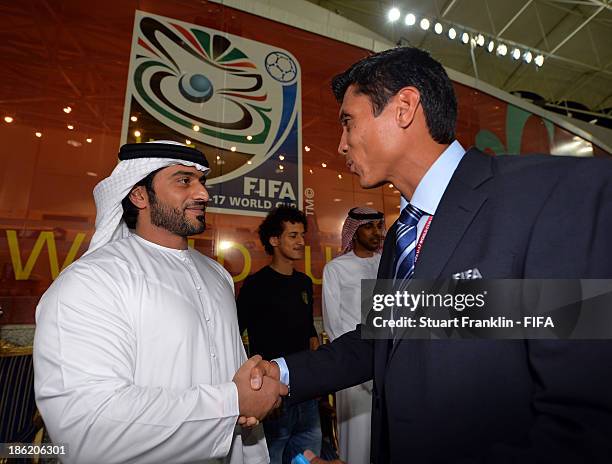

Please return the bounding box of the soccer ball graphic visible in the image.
[265,52,297,83]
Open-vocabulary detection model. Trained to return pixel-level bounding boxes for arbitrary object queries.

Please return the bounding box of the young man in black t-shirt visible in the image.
[237,206,321,464]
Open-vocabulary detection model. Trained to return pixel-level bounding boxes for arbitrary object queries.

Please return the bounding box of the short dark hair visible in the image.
[331,46,456,144]
[121,169,161,229]
[258,205,307,255]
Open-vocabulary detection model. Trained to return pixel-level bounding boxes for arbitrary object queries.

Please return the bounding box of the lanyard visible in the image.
[415,215,433,263]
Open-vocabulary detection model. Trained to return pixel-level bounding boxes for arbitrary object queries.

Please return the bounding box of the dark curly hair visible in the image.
[331,46,456,144]
[258,205,307,255]
[120,168,162,229]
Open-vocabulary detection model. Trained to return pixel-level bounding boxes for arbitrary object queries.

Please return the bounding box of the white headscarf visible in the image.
[85,141,210,256]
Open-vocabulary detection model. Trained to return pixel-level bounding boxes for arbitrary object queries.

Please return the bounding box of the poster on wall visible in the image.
[121,10,302,216]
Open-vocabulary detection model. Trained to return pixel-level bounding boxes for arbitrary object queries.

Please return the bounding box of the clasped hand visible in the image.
[232,355,287,427]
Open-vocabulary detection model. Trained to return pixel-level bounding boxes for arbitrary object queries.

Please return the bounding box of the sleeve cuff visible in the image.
[272,357,290,386]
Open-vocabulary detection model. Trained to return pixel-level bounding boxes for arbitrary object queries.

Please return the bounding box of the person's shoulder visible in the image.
[494,152,612,185]
[293,269,313,286]
[239,265,269,287]
[324,252,354,272]
[42,239,132,302]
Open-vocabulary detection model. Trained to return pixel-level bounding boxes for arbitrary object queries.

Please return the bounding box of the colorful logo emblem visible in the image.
[122,11,302,215]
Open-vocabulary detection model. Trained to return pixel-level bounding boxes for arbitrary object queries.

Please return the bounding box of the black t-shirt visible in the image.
[237,266,317,361]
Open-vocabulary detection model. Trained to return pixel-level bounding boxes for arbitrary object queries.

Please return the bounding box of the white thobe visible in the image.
[33,234,268,464]
[322,251,380,464]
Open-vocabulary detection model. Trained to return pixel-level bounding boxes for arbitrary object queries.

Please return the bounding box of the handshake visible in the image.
[232,355,287,426]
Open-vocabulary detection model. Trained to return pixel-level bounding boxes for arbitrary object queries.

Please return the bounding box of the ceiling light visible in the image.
[420,18,430,30]
[86,137,93,143]
[230,146,236,152]
[304,145,311,152]
[309,169,313,174]
[216,155,221,160]
[434,22,443,34]
[35,131,42,138]
[185,139,191,145]
[4,116,13,123]
[388,184,394,188]
[279,164,284,170]
[487,40,495,52]
[279,154,285,160]
[130,115,138,122]
[247,160,252,164]
[63,106,72,114]
[476,34,485,46]
[512,48,521,60]
[67,124,74,130]
[134,130,141,137]
[388,7,401,22]
[338,174,342,179]
[448,27,457,39]
[405,13,416,26]
[461,32,469,44]
[497,44,508,56]
[86,171,98,177]
[321,162,327,168]
[523,51,533,63]
[534,54,544,67]
[193,125,200,131]
[333,198,341,202]
[246,135,253,141]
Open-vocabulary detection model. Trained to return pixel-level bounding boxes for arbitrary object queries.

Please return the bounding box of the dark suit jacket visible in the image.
[285,148,612,463]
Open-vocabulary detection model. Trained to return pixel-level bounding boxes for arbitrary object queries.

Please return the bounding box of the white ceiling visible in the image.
[306,0,612,127]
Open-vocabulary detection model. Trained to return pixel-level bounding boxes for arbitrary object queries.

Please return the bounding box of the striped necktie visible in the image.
[393,203,425,281]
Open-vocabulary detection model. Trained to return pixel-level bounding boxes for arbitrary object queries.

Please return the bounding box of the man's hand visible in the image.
[233,355,287,421]
[248,357,281,391]
[309,336,320,351]
[303,449,346,464]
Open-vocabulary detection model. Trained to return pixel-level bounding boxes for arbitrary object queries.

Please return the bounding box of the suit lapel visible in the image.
[387,148,493,361]
[414,148,493,280]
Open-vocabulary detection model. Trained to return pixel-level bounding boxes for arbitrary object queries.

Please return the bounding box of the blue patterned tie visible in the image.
[394,203,425,281]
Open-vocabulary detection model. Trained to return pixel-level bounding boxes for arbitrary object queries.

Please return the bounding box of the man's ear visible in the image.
[128,186,148,209]
[395,86,421,129]
[269,236,280,248]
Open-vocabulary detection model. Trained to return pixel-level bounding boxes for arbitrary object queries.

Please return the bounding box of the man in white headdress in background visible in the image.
[33,141,285,464]
[321,207,385,464]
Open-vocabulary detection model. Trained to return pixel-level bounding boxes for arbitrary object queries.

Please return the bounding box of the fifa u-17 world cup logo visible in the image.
[123,11,302,215]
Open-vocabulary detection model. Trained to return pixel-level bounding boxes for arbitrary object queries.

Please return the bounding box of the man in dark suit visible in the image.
[248,47,612,463]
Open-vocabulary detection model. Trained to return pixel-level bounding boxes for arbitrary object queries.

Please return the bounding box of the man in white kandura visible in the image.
[322,207,385,464]
[33,141,285,464]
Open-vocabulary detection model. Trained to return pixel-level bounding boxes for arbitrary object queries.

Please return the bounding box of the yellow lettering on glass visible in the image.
[217,242,252,282]
[304,245,333,285]
[7,230,86,280]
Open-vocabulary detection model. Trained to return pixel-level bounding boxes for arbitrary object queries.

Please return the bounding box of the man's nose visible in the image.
[194,184,210,202]
[337,131,348,156]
